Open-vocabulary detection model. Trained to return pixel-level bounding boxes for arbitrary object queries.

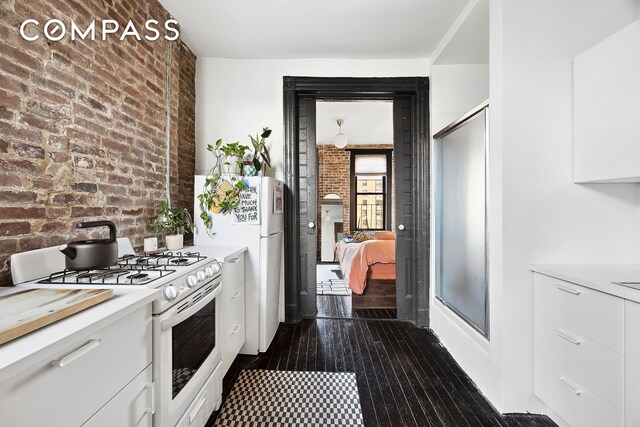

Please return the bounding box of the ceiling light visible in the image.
[334,119,348,148]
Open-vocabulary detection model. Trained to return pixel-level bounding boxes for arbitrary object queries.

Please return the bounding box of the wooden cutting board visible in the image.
[0,289,113,345]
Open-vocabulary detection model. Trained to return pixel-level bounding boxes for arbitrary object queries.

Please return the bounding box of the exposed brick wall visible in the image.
[0,0,196,285]
[316,144,394,260]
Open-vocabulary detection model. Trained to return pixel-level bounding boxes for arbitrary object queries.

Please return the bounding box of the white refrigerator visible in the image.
[194,175,284,354]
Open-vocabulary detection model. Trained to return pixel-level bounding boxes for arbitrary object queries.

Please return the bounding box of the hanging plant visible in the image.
[198,128,271,235]
[197,139,250,235]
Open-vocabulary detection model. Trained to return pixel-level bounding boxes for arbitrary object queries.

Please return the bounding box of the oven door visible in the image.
[153,280,222,427]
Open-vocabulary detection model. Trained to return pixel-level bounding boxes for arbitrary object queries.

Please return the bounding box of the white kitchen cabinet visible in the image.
[625,300,640,427]
[0,305,152,427]
[220,253,246,377]
[533,272,640,426]
[83,365,153,427]
[573,18,640,183]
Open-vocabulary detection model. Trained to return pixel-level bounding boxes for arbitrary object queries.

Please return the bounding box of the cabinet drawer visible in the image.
[0,306,151,427]
[220,276,243,303]
[176,365,222,427]
[83,364,153,427]
[220,285,245,376]
[220,282,245,332]
[534,355,623,427]
[534,314,623,411]
[221,254,244,292]
[533,273,623,353]
[221,322,245,377]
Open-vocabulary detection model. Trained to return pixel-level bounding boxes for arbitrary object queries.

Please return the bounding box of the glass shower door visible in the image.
[435,106,488,336]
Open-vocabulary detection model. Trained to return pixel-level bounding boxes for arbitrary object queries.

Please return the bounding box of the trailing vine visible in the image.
[197,139,249,236]
[197,128,272,237]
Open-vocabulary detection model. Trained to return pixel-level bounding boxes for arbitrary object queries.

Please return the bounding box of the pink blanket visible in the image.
[335,240,396,294]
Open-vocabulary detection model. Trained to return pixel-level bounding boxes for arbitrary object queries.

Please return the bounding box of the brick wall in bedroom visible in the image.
[317,144,394,260]
[0,0,196,285]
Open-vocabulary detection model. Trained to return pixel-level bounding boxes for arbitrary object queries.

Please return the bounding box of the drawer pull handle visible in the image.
[228,258,240,264]
[556,330,582,345]
[232,291,241,299]
[189,393,207,424]
[231,324,241,334]
[556,284,581,295]
[146,382,156,414]
[52,338,101,368]
[557,376,583,396]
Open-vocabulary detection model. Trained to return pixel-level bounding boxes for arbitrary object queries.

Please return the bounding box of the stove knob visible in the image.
[186,275,198,288]
[164,285,178,301]
[211,262,221,274]
[205,266,214,277]
[197,270,206,282]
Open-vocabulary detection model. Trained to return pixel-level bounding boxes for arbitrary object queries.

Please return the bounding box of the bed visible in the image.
[334,231,396,308]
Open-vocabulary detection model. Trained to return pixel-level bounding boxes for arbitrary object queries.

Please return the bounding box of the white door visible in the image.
[259,231,282,351]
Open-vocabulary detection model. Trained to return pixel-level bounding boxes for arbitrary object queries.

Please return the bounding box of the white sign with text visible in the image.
[234,184,261,224]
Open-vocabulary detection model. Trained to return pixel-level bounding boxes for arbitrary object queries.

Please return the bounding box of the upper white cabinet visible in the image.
[573,19,640,183]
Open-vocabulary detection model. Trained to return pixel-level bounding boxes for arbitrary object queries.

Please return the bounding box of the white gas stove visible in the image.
[10,238,224,427]
[11,238,222,315]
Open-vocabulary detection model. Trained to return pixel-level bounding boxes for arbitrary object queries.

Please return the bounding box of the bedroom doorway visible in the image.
[315,103,397,319]
[283,77,430,327]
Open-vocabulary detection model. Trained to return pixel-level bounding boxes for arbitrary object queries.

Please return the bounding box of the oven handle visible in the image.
[161,281,221,331]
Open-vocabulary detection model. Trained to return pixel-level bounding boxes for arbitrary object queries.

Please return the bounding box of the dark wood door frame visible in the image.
[283,76,430,327]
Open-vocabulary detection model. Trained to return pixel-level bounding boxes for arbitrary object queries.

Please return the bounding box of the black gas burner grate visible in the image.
[37,251,206,285]
[119,251,206,267]
[39,263,176,285]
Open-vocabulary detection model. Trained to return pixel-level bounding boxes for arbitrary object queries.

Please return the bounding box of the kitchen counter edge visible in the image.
[0,287,160,383]
[530,264,640,304]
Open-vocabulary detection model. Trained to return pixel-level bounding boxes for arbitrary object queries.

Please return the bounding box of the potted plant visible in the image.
[197,127,271,235]
[149,202,194,250]
[248,127,272,175]
[219,141,251,175]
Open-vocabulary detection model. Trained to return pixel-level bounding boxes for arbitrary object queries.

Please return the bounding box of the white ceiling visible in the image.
[158,0,468,59]
[316,101,393,145]
[433,0,489,65]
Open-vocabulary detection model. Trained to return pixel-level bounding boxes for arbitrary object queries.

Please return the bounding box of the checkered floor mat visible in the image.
[214,370,364,426]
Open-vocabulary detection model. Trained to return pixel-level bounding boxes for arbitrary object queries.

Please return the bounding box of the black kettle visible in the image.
[58,221,118,270]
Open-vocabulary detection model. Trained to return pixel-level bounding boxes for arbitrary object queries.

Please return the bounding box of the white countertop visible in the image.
[184,245,248,263]
[0,287,159,383]
[530,264,640,303]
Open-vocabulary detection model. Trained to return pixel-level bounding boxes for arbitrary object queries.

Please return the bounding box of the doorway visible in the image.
[315,102,395,316]
[283,77,430,326]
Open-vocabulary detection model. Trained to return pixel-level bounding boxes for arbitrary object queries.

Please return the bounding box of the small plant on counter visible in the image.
[148,202,194,250]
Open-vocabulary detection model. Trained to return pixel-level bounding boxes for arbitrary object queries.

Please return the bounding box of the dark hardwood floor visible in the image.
[317,295,397,320]
[207,301,556,426]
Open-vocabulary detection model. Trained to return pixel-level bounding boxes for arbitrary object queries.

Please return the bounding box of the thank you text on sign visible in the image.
[235,184,260,224]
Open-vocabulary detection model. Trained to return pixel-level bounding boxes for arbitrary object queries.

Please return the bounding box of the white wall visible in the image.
[429,62,495,406]
[492,0,640,414]
[427,0,497,409]
[429,0,640,417]
[195,58,429,178]
[430,64,489,133]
